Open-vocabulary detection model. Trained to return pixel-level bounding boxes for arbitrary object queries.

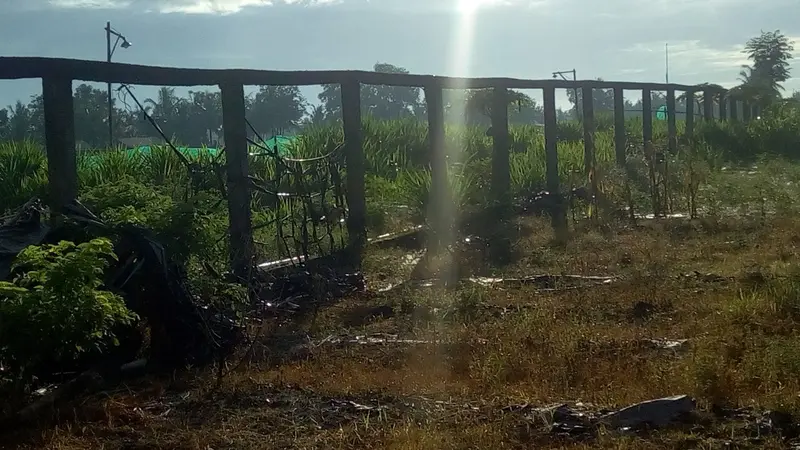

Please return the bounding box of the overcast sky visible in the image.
[1,0,798,111]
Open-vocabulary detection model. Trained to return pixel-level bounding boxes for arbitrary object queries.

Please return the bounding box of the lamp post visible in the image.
[105,21,131,148]
[552,69,578,120]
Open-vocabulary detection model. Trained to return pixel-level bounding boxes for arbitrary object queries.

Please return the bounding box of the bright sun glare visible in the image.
[448,0,483,108]
[458,0,499,12]
[446,0,485,142]
[433,0,487,254]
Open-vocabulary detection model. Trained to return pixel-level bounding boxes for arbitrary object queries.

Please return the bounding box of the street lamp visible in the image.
[105,21,132,148]
[552,69,579,120]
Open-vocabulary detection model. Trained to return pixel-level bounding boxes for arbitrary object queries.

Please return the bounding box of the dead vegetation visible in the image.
[5,215,800,449]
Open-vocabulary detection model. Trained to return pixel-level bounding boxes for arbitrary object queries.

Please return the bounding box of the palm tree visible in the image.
[302,105,327,127]
[731,31,795,110]
[144,87,178,120]
[143,87,184,142]
[0,108,8,140]
[7,101,33,141]
[187,90,222,145]
[729,66,780,109]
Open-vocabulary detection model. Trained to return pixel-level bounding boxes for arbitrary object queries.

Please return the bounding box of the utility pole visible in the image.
[105,22,132,148]
[553,69,579,120]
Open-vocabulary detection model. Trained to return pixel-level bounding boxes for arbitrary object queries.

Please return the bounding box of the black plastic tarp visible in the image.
[0,200,49,280]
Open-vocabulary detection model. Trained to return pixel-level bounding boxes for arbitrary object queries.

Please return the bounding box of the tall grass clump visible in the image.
[2,108,800,230]
[694,104,800,163]
[0,141,48,213]
[78,148,145,188]
[746,104,800,158]
[395,164,477,225]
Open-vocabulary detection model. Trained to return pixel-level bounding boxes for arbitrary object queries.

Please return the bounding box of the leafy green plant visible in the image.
[187,258,250,322]
[0,238,137,379]
[80,178,228,264]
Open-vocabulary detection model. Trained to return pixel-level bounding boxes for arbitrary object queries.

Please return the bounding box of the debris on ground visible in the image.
[599,395,696,430]
[515,190,572,216]
[379,274,618,294]
[368,226,425,249]
[680,270,733,283]
[468,274,617,289]
[643,338,690,353]
[170,388,795,444]
[10,370,105,427]
[276,331,688,358]
[316,333,444,346]
[513,395,697,438]
[0,198,244,425]
[525,403,595,436]
[256,268,366,318]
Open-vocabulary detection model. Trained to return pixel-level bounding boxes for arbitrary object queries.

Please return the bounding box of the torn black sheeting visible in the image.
[0,198,49,281]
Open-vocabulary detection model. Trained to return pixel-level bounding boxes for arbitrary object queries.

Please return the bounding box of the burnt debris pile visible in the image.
[0,198,242,377]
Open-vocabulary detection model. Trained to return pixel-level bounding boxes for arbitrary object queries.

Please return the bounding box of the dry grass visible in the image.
[6,216,800,449]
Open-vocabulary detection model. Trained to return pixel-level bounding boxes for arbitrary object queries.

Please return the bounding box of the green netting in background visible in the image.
[131,135,297,157]
[251,135,296,157]
[129,146,222,158]
[80,135,298,168]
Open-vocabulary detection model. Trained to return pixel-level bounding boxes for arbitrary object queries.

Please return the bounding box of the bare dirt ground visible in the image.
[6,215,800,449]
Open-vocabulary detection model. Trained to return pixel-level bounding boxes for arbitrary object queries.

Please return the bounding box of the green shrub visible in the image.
[80,178,228,265]
[0,238,137,379]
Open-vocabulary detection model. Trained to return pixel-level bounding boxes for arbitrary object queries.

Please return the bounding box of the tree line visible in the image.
[0,31,795,148]
[0,72,666,148]
[0,84,307,148]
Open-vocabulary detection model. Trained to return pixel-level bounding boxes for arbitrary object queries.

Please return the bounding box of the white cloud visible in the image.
[157,0,271,14]
[43,0,342,13]
[19,0,800,15]
[617,36,800,88]
[35,0,539,13]
[526,0,798,20]
[632,37,800,73]
[618,68,646,75]
[625,40,751,73]
[48,0,131,7]
[284,0,341,4]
